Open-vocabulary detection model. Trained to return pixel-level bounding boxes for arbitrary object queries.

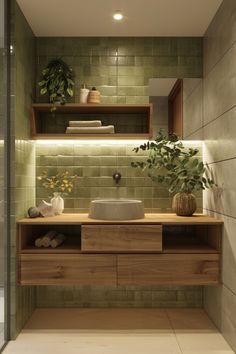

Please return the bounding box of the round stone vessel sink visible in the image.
[88,199,145,220]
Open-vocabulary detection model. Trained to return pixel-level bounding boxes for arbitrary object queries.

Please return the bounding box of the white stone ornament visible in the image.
[37,200,55,217]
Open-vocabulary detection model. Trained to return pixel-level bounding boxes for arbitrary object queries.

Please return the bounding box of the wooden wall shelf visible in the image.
[31,103,153,139]
[17,214,222,286]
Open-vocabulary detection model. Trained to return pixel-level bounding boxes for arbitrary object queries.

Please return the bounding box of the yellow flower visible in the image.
[37,170,78,194]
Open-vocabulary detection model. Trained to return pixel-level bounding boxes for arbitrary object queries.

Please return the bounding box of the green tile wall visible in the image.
[10,2,36,339]
[36,285,203,308]
[36,37,202,104]
[0,51,4,141]
[36,142,202,213]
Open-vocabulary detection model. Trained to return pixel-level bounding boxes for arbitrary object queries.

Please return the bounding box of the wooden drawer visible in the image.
[117,254,220,285]
[81,225,162,253]
[19,254,116,285]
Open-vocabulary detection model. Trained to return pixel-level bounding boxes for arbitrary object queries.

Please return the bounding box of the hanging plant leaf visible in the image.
[40,87,47,95]
[38,57,75,112]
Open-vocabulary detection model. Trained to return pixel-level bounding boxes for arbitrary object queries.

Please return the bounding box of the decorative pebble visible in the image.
[28,207,40,218]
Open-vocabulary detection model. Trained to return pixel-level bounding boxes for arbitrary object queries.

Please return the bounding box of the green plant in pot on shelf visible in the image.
[38,58,75,112]
[131,130,215,216]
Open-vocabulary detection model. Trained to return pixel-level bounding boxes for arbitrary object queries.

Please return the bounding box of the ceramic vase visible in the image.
[51,192,64,215]
[172,192,197,216]
[79,85,89,103]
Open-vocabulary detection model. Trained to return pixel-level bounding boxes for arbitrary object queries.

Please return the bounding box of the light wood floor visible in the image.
[3,308,235,354]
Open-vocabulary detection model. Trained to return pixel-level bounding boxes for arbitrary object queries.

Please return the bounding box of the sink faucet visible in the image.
[113,172,122,184]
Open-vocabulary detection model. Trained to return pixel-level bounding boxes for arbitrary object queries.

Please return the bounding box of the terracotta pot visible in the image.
[172,192,197,216]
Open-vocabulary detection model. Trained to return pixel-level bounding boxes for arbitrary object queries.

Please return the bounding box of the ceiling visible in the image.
[16,0,223,37]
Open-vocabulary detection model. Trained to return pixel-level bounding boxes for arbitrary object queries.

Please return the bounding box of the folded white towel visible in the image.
[69,120,102,127]
[66,126,115,134]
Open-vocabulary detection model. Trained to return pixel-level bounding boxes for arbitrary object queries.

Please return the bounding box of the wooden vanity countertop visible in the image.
[17,213,223,225]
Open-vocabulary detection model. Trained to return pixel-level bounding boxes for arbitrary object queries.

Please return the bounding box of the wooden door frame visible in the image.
[168,79,183,138]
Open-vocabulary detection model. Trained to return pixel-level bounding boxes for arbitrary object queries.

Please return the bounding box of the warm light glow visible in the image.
[10,44,14,54]
[36,140,148,146]
[113,11,123,21]
[183,140,202,143]
[35,140,203,147]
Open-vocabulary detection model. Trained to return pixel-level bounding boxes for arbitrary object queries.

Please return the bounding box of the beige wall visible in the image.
[184,0,236,351]
[183,78,203,140]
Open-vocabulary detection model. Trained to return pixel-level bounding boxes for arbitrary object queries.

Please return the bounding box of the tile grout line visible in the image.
[201,103,236,133]
[184,126,203,139]
[203,207,236,221]
[183,79,202,103]
[224,283,236,298]
[206,156,236,166]
[203,39,236,78]
[165,309,183,354]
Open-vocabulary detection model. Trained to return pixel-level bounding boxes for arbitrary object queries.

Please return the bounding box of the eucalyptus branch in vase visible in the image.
[131,130,215,216]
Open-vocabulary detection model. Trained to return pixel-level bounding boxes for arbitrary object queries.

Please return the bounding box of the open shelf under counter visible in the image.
[31,103,153,139]
[18,223,82,255]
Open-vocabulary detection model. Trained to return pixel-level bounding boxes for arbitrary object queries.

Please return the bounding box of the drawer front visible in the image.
[117,254,220,285]
[20,254,116,285]
[82,225,162,253]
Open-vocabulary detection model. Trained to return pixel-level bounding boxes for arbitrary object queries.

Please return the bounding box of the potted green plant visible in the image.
[131,131,215,216]
[38,58,75,111]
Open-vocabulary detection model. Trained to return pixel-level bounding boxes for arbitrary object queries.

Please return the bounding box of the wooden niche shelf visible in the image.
[31,103,153,139]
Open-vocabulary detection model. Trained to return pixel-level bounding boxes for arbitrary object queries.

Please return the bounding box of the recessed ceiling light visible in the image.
[113,11,123,21]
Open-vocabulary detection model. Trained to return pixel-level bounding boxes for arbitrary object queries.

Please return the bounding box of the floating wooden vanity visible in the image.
[17,214,222,286]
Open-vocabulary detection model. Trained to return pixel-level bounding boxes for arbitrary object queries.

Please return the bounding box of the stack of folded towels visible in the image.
[66,120,115,134]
